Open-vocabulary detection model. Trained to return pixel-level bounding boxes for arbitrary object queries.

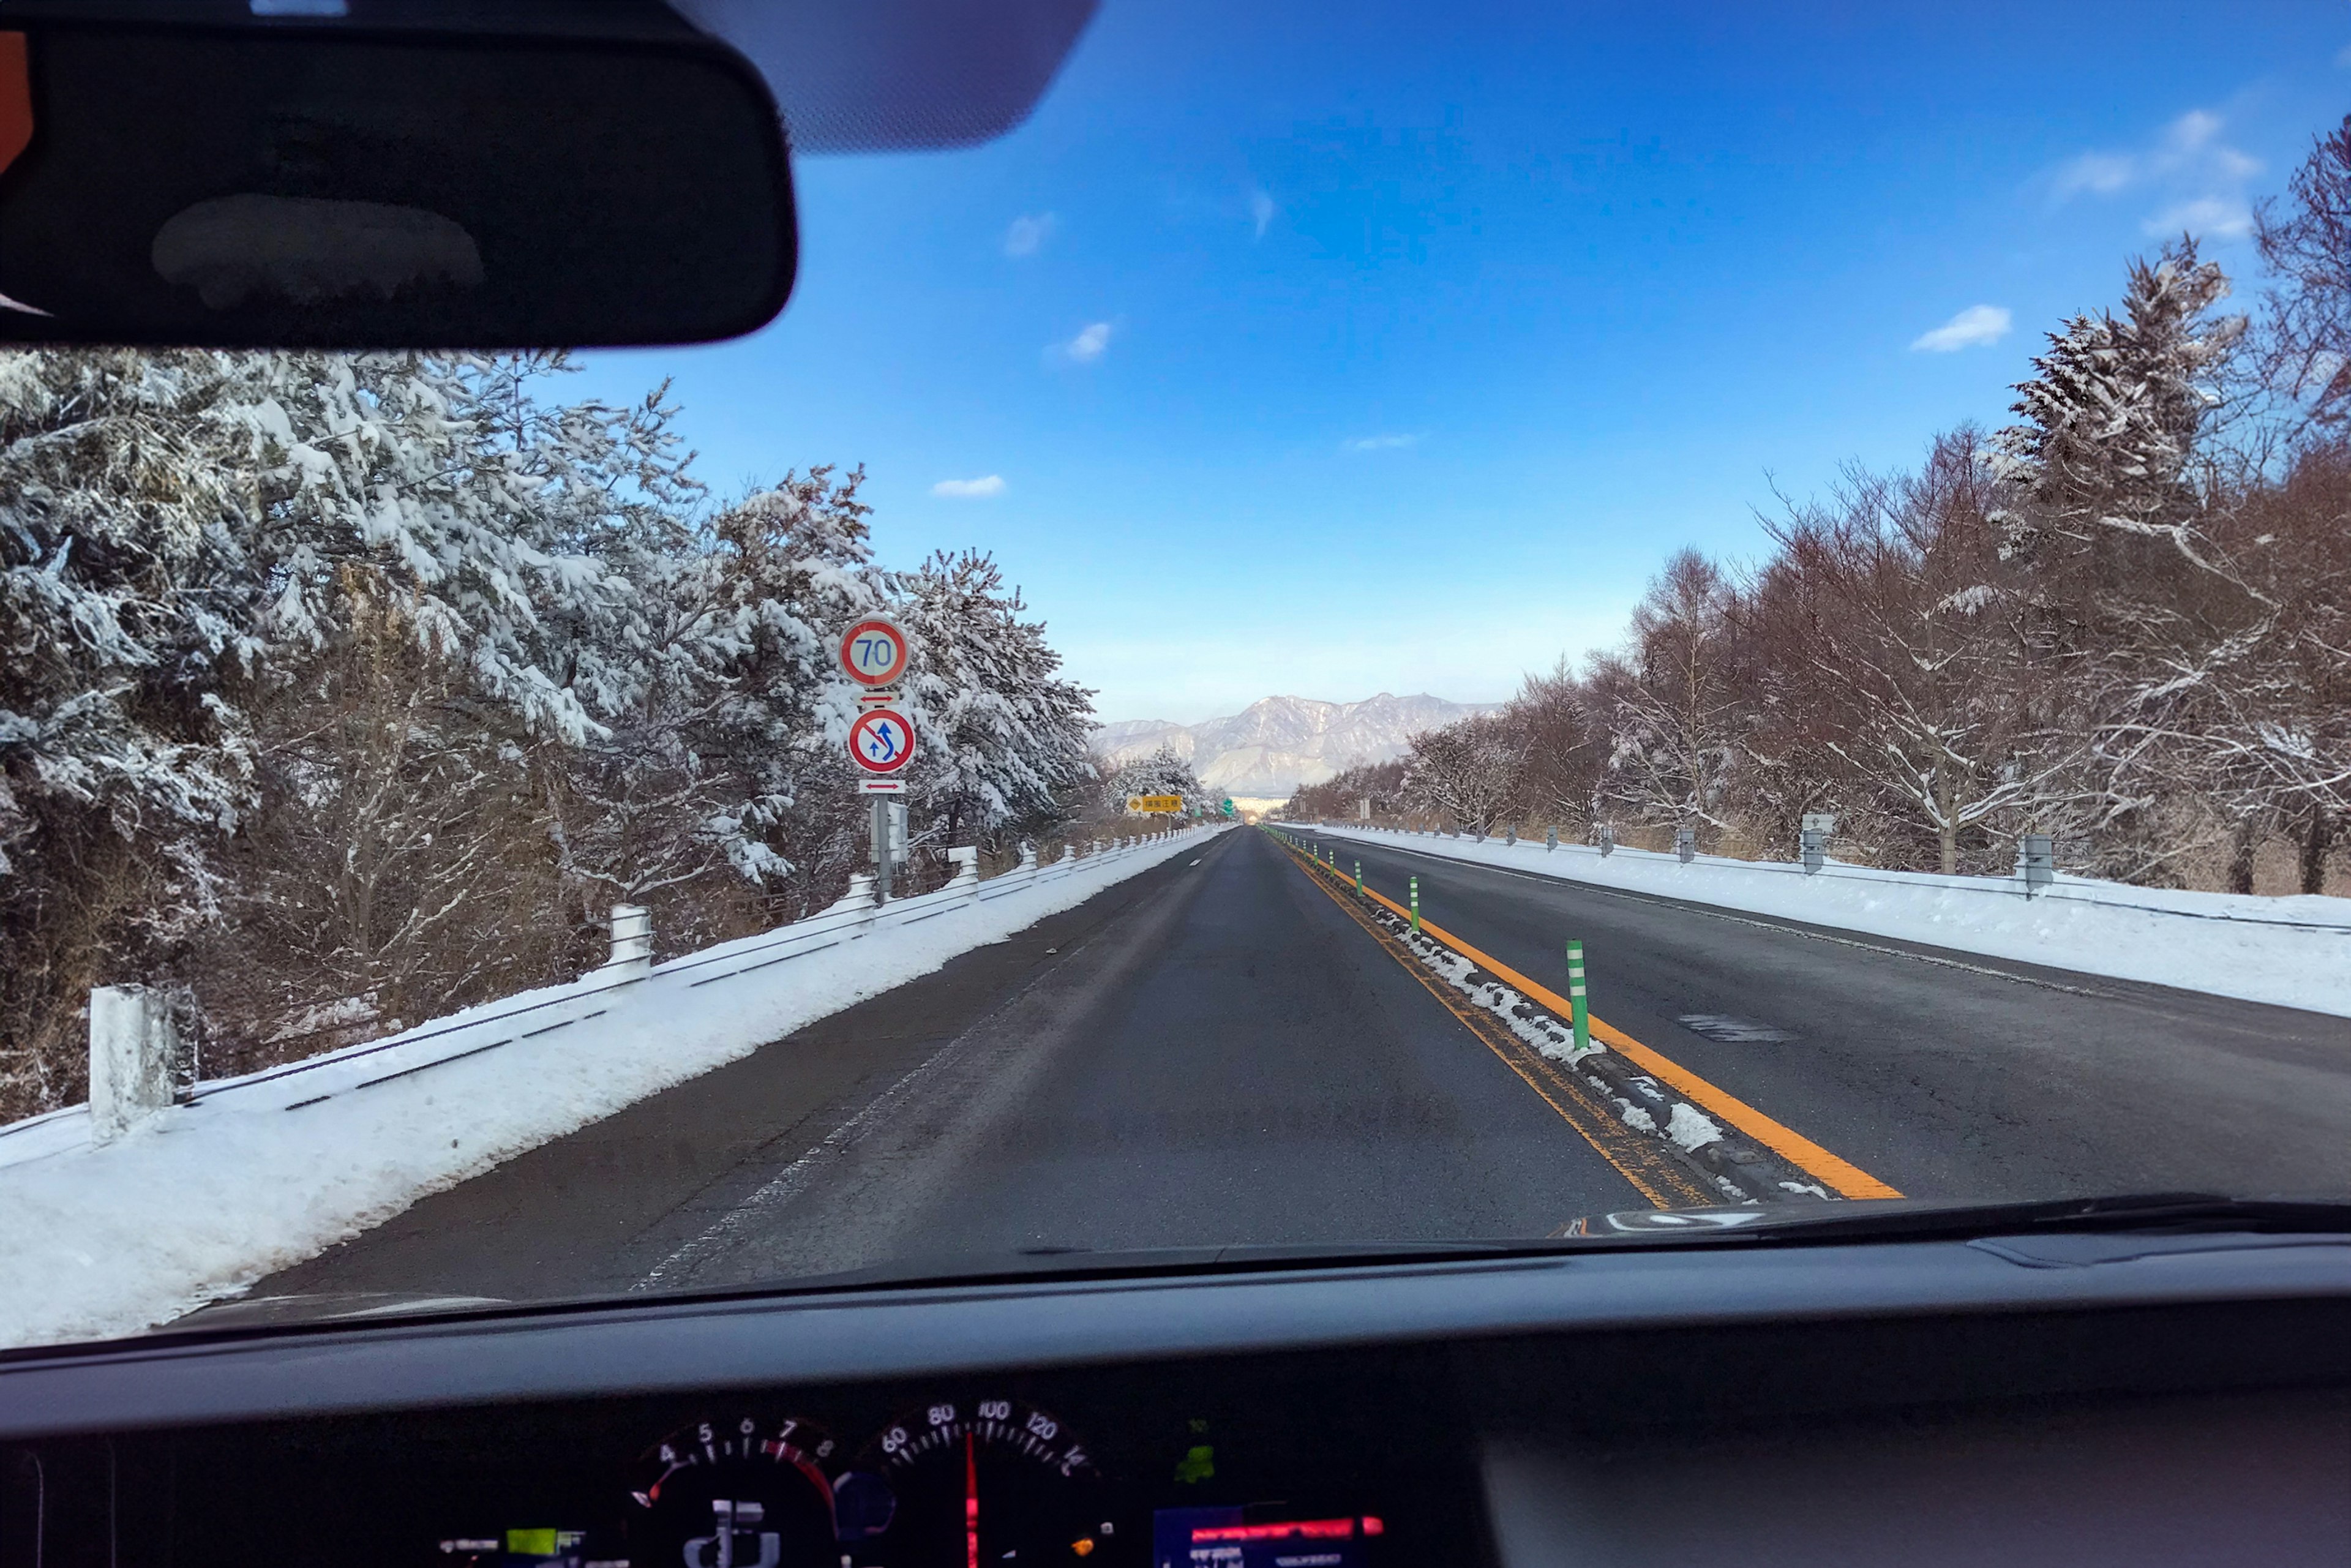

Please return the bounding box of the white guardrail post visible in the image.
[606,903,654,978]
[947,846,980,893]
[89,984,176,1144]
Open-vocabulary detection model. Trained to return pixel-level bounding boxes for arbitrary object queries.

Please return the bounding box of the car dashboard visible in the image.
[2,1236,2349,1568]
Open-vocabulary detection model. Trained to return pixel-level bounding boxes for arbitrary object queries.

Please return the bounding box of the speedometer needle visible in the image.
[964,1431,980,1568]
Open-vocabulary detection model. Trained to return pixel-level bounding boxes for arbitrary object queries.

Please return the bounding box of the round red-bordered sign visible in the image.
[847,705,917,775]
[839,618,910,688]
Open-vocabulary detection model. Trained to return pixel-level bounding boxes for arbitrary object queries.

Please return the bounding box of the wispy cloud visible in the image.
[1249,187,1277,241]
[1910,304,2012,353]
[931,475,1007,498]
[2051,152,2135,199]
[2145,195,2252,240]
[2045,108,2260,240]
[1003,212,1056,258]
[1344,432,1420,451]
[1049,321,1113,365]
[2339,43,2351,67]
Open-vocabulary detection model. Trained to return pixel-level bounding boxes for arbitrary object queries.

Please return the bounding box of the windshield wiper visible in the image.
[1570,1191,2351,1246]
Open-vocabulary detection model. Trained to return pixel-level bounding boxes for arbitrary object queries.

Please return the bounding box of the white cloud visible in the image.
[2164,108,2222,153]
[1051,321,1112,364]
[931,475,1007,498]
[1344,433,1420,451]
[2144,196,2252,240]
[2052,152,2135,198]
[1003,212,1056,258]
[1249,187,1277,241]
[1910,304,2012,353]
[2045,108,2260,241]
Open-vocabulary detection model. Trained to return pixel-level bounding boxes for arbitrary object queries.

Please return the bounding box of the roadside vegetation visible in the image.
[0,358,1097,1119]
[1297,119,2351,898]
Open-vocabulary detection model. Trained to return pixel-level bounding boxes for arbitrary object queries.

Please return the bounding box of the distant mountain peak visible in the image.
[1090,692,1496,799]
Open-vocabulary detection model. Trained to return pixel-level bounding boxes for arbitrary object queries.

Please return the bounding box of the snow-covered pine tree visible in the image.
[896,548,1095,854]
[1991,237,2244,560]
[1987,241,2293,881]
[1099,746,1202,815]
[0,349,269,1114]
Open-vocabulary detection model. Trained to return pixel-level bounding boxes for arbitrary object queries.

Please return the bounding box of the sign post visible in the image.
[841,617,915,901]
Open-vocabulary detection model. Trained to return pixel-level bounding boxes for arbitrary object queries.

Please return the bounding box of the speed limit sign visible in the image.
[839,617,910,688]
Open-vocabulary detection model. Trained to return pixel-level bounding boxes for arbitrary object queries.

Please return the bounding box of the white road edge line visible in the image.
[631,1033,974,1292]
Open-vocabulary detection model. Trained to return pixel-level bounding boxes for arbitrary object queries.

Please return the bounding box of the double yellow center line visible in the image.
[1286,835,1900,1201]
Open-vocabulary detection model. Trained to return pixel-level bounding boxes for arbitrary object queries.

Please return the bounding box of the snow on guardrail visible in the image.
[1302,822,2351,1021]
[0,825,1228,1349]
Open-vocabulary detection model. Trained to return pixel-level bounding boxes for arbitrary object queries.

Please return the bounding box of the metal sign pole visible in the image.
[872,795,893,904]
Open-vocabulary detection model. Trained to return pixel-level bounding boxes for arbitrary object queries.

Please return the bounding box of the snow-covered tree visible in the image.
[896,549,1095,849]
[1991,238,2244,558]
[0,350,266,1108]
[1595,550,1747,844]
[1757,435,2088,872]
[1401,713,1524,835]
[1099,746,1201,814]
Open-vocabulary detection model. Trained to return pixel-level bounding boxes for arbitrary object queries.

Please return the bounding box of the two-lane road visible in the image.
[254,825,2351,1309]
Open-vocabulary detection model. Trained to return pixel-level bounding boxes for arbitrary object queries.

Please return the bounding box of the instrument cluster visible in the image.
[432,1394,1393,1568]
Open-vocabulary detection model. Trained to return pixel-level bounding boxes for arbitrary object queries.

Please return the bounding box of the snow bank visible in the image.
[1302,823,2351,1019]
[0,827,1226,1349]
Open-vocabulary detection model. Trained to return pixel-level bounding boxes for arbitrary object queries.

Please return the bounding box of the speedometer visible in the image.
[843,1398,1114,1566]
[629,1417,842,1568]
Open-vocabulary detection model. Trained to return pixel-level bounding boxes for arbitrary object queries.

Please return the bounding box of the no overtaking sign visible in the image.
[849,705,915,776]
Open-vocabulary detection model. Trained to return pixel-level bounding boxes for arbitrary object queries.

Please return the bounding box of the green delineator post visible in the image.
[1354,860,1363,895]
[1409,875,1420,933]
[1565,939,1590,1054]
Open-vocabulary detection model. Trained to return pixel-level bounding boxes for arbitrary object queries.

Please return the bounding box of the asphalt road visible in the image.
[261,827,1677,1305]
[1322,829,2351,1202]
[258,823,2351,1308]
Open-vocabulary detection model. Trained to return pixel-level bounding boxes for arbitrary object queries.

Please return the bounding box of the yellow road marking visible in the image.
[1289,836,1902,1201]
[1279,838,1709,1207]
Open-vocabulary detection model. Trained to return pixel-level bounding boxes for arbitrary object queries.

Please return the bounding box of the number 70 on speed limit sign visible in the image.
[839,617,910,688]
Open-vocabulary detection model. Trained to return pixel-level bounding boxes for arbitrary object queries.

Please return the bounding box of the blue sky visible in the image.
[577,2,2351,725]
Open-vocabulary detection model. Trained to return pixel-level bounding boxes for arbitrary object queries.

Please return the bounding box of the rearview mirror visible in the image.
[0,2,796,347]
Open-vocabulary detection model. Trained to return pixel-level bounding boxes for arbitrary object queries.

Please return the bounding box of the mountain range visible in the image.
[1092,693,1497,800]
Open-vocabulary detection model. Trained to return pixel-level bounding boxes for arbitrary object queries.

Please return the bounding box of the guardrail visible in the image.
[2,825,1216,1151]
[1316,821,2351,935]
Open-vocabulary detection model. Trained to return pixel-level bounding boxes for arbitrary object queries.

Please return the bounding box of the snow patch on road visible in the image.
[0,828,1226,1350]
[1306,824,2351,1019]
[1667,1103,1725,1152]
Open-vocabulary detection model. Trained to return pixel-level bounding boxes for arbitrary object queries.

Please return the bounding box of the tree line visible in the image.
[1297,116,2351,898]
[0,351,1101,1120]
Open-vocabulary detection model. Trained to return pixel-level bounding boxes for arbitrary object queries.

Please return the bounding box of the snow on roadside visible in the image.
[1304,824,2351,1019]
[0,828,1227,1350]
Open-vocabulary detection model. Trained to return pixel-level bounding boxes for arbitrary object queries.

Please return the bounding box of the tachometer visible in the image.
[629,1417,841,1568]
[843,1399,1112,1566]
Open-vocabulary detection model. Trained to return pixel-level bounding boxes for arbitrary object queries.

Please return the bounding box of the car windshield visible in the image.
[6,3,2351,1349]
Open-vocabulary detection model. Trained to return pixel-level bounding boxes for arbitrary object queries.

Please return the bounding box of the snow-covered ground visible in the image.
[0,827,1224,1349]
[1301,823,2351,1020]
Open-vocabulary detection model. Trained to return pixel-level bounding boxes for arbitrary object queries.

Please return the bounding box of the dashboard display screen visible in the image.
[1153,1509,1384,1568]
